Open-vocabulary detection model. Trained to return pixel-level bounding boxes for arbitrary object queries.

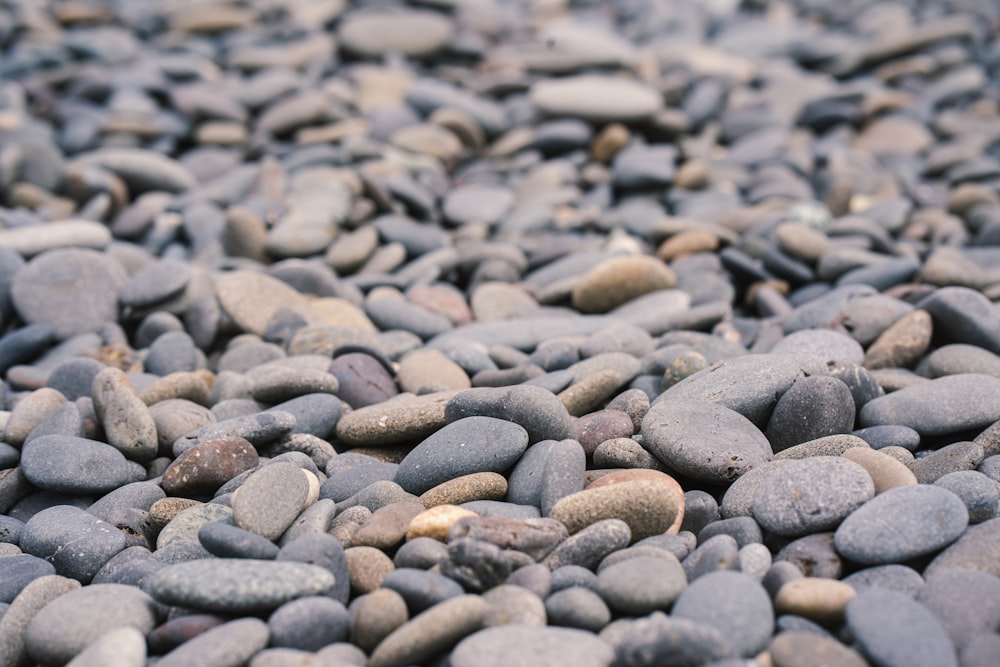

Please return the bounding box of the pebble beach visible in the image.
[1,0,1000,665]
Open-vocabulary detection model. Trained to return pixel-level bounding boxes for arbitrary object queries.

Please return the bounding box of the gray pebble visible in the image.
[845,589,957,667]
[21,505,127,583]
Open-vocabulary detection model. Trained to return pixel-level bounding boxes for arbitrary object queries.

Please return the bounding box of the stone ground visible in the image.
[1,0,1000,666]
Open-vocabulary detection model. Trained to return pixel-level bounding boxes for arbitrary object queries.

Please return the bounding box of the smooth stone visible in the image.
[350,587,408,653]
[162,436,259,497]
[344,546,395,595]
[860,374,1000,436]
[367,595,488,667]
[419,472,508,508]
[442,184,515,227]
[917,286,1000,354]
[23,584,155,666]
[845,589,958,667]
[852,425,922,452]
[910,441,985,484]
[448,516,567,561]
[531,76,663,123]
[445,385,576,443]
[834,484,969,564]
[765,376,856,452]
[612,612,734,667]
[20,505,127,583]
[173,410,296,456]
[64,626,146,667]
[545,587,611,632]
[925,344,1000,378]
[774,578,857,626]
[329,352,398,409]
[232,462,316,541]
[842,447,917,494]
[571,256,677,314]
[917,569,1000,650]
[396,348,469,392]
[90,367,158,462]
[752,457,874,537]
[198,522,280,560]
[480,584,546,627]
[842,564,926,598]
[538,439,587,517]
[336,391,453,448]
[395,416,528,495]
[10,249,126,339]
[5,387,67,447]
[144,558,335,613]
[683,534,739,581]
[925,517,1000,578]
[452,625,613,667]
[864,309,934,369]
[596,554,686,615]
[0,555,56,604]
[268,596,350,651]
[0,575,81,667]
[934,471,999,523]
[550,478,679,540]
[74,147,195,193]
[157,503,234,549]
[381,567,464,613]
[216,271,309,337]
[671,570,773,657]
[659,354,828,427]
[769,631,868,667]
[277,532,350,605]
[543,518,632,570]
[774,533,842,579]
[0,220,111,258]
[119,259,190,309]
[338,9,454,58]
[641,398,773,484]
[155,618,270,667]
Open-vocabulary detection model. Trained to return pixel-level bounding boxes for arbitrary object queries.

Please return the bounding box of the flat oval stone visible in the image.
[774,578,857,626]
[442,184,515,227]
[642,398,773,484]
[834,484,969,564]
[446,385,577,443]
[336,391,454,448]
[11,249,127,339]
[91,366,158,462]
[452,625,614,667]
[23,583,157,666]
[232,462,317,541]
[752,457,874,537]
[671,570,773,658]
[162,436,258,497]
[550,478,679,540]
[367,595,488,667]
[338,9,454,58]
[155,618,270,667]
[571,256,677,314]
[21,435,145,494]
[74,147,196,193]
[845,589,958,667]
[596,554,686,616]
[925,517,1000,578]
[0,220,111,258]
[543,518,631,571]
[859,374,1000,437]
[613,613,733,667]
[0,555,55,604]
[766,376,856,452]
[531,76,663,123]
[769,631,868,667]
[144,558,335,614]
[395,416,529,495]
[216,270,309,337]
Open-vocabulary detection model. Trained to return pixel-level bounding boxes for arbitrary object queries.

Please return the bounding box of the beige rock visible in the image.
[406,504,479,541]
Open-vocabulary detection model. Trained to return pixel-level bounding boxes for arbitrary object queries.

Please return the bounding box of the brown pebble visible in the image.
[656,229,719,261]
[549,478,681,540]
[864,309,933,370]
[351,501,426,550]
[161,437,258,497]
[139,372,211,406]
[558,369,627,417]
[147,497,201,534]
[351,588,409,654]
[406,505,479,541]
[590,123,630,163]
[345,546,395,596]
[769,631,869,667]
[673,159,711,190]
[419,473,508,509]
[586,469,685,535]
[842,447,917,494]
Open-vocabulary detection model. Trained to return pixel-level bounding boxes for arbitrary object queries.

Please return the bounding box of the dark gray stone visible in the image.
[845,589,958,667]
[20,505,127,583]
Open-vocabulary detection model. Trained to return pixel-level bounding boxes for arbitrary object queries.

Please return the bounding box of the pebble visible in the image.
[530,76,663,123]
[596,554,686,616]
[834,484,969,564]
[752,457,874,536]
[21,505,127,583]
[64,626,146,667]
[21,435,145,494]
[268,596,350,651]
[445,385,576,443]
[155,618,270,667]
[769,631,869,667]
[860,374,1000,437]
[231,461,317,541]
[672,570,773,658]
[144,558,336,614]
[917,568,1000,651]
[23,583,157,666]
[765,376,856,452]
[774,578,857,626]
[90,367,158,462]
[367,595,487,667]
[395,416,528,495]
[845,589,958,667]
[452,625,614,667]
[161,436,258,497]
[925,517,1000,578]
[612,612,733,667]
[642,398,773,483]
[545,587,611,632]
[933,471,999,523]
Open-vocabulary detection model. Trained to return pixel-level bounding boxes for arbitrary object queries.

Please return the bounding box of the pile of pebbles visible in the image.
[1,0,1000,665]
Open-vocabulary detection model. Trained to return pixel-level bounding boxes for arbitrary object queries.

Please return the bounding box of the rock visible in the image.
[367,595,488,667]
[267,596,350,651]
[64,626,146,667]
[925,517,1000,578]
[161,437,258,497]
[531,76,663,123]
[671,570,773,657]
[21,506,127,584]
[395,417,528,495]
[232,462,317,541]
[0,575,81,667]
[90,367,158,462]
[769,631,869,667]
[571,257,676,314]
[155,618,270,667]
[774,578,857,626]
[144,558,335,614]
[765,376,855,452]
[834,485,969,565]
[549,479,680,540]
[845,589,958,667]
[642,398,772,484]
[595,554,686,615]
[613,612,734,667]
[545,587,611,632]
[752,457,873,537]
[338,9,454,59]
[445,385,577,443]
[23,584,157,666]
[860,374,1000,437]
[453,625,613,667]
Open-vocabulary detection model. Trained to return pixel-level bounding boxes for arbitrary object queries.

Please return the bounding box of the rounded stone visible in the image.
[351,587,409,654]
[268,596,350,651]
[367,595,488,667]
[144,558,336,614]
[641,398,773,484]
[162,436,259,497]
[769,631,869,667]
[395,416,529,495]
[671,570,773,658]
[752,457,874,537]
[231,461,317,541]
[20,435,145,495]
[571,256,676,314]
[90,366,159,462]
[20,505,127,584]
[154,618,269,667]
[531,76,663,123]
[765,376,856,452]
[859,374,1000,437]
[338,10,454,58]
[10,249,127,339]
[216,270,308,337]
[613,612,733,667]
[596,554,686,615]
[549,479,679,540]
[845,589,958,667]
[774,577,857,626]
[841,447,917,494]
[834,484,970,565]
[24,584,157,666]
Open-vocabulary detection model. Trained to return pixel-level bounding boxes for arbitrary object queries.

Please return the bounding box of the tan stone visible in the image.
[842,447,917,494]
[774,578,857,626]
[586,469,685,534]
[406,504,479,542]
